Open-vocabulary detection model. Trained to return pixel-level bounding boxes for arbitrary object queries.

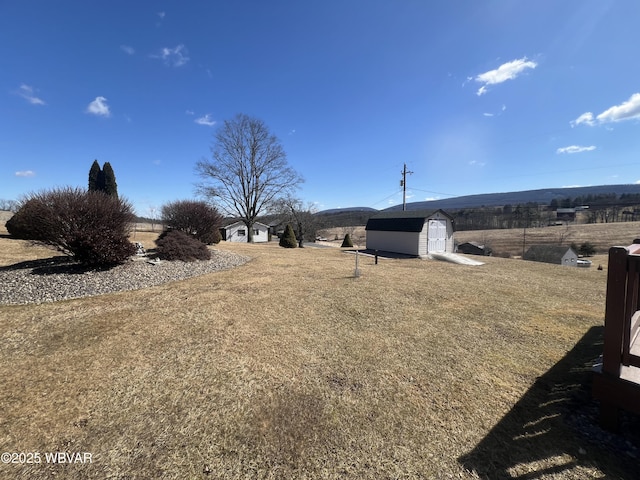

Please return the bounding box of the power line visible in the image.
[369,189,403,208]
[410,187,458,197]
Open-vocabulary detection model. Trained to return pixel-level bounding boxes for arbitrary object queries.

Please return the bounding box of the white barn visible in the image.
[365,210,454,257]
[221,221,269,243]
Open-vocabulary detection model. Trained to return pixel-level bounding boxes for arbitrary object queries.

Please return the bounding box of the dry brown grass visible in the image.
[0,225,637,478]
[456,221,640,259]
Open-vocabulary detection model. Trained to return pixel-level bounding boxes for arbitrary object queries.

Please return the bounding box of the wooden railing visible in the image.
[592,245,640,430]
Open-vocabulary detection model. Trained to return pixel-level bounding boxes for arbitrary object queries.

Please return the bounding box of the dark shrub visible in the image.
[162,200,223,244]
[341,233,354,248]
[156,230,211,261]
[579,241,596,257]
[5,198,51,240]
[279,224,297,248]
[6,187,136,268]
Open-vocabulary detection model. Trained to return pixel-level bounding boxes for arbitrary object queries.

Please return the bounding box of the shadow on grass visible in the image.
[459,326,639,479]
[345,248,418,260]
[0,256,96,275]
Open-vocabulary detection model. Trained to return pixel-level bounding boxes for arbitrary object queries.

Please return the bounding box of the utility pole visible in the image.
[400,163,413,211]
[522,206,530,258]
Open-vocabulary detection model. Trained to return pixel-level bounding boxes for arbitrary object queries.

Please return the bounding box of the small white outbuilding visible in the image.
[365,210,454,257]
[221,221,269,243]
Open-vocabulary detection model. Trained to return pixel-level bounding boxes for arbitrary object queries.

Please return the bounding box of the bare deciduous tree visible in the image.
[196,114,303,242]
[0,199,19,212]
[275,196,320,248]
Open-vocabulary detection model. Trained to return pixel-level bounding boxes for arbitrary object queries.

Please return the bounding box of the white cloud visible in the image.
[573,93,640,127]
[15,170,35,177]
[475,57,537,95]
[596,93,640,123]
[153,44,189,67]
[556,145,596,154]
[120,45,135,55]
[185,109,195,115]
[86,96,111,117]
[195,114,216,126]
[157,11,165,19]
[483,104,506,118]
[469,160,486,166]
[17,84,45,105]
[570,112,594,127]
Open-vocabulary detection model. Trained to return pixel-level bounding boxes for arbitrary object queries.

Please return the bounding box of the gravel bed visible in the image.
[0,250,249,305]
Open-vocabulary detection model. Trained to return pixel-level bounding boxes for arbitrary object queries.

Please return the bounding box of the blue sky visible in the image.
[3,1,640,216]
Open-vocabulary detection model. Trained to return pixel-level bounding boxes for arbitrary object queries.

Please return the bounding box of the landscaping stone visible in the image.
[0,250,249,305]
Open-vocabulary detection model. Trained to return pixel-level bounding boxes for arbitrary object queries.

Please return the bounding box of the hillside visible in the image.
[385,184,640,211]
[312,184,640,229]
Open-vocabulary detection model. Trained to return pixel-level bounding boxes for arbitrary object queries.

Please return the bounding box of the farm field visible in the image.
[319,220,640,259]
[455,221,640,258]
[0,224,638,478]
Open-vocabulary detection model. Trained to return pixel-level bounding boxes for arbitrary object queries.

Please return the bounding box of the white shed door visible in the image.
[428,219,447,252]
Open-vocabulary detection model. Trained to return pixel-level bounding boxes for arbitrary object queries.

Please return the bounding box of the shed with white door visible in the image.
[365,210,454,257]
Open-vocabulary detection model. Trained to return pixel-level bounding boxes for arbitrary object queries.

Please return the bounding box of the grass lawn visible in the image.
[0,228,637,479]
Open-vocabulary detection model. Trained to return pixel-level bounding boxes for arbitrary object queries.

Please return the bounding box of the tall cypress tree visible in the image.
[88,160,101,192]
[102,162,118,197]
[88,160,118,197]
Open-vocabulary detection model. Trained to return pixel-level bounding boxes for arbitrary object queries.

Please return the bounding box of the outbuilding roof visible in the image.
[523,245,576,264]
[365,209,452,232]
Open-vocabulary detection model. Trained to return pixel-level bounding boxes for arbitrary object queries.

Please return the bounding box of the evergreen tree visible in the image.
[102,162,118,197]
[341,233,354,247]
[279,224,297,248]
[87,160,118,197]
[88,160,101,192]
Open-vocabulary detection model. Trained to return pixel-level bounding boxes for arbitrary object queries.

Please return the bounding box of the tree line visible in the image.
[453,193,640,231]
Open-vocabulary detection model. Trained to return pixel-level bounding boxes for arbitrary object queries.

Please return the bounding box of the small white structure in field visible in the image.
[365,210,454,257]
[221,221,269,243]
[523,245,578,266]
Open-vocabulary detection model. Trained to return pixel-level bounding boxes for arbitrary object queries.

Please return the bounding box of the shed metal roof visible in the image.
[365,209,452,232]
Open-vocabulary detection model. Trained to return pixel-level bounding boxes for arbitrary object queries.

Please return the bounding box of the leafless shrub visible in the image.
[155,229,211,261]
[161,200,223,244]
[6,187,135,267]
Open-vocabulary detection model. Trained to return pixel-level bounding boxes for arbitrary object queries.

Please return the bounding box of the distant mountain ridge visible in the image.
[384,184,640,211]
[316,207,377,215]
